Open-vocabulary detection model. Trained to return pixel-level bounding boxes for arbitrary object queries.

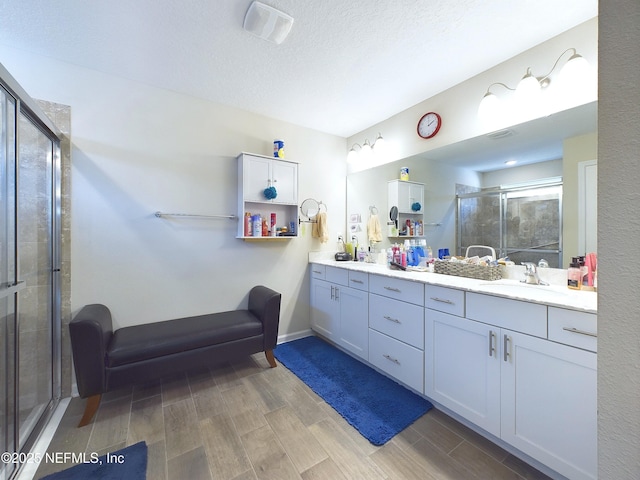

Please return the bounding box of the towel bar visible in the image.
[154,211,237,219]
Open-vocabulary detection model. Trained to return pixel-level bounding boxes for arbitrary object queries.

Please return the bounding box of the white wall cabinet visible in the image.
[388,179,424,237]
[237,153,298,238]
[310,266,368,360]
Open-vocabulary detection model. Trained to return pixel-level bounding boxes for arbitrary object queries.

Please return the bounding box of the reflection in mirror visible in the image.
[346,102,597,265]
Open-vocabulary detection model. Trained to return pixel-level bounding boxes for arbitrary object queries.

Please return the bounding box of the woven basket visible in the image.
[433,260,502,281]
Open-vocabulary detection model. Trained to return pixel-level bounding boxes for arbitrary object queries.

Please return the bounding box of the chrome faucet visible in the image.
[521,262,549,285]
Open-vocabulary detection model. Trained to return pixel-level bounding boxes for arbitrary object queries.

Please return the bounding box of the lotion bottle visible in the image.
[567,259,582,290]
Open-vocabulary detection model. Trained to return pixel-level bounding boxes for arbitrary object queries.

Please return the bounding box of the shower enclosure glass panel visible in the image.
[1,85,17,480]
[457,184,562,268]
[17,113,54,449]
[0,68,61,479]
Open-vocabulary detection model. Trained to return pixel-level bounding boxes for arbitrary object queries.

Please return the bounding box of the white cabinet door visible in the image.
[244,155,272,202]
[390,180,424,213]
[337,286,368,360]
[501,330,597,480]
[425,310,501,436]
[310,278,339,341]
[243,155,297,204]
[271,159,297,204]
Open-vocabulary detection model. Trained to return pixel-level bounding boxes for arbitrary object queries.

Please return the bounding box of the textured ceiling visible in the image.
[0,0,597,137]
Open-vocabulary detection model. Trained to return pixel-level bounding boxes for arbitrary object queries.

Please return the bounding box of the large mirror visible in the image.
[346,102,597,268]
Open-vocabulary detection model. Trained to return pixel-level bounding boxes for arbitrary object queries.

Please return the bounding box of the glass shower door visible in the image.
[0,83,18,480]
[0,72,60,478]
[16,111,55,449]
[457,183,562,267]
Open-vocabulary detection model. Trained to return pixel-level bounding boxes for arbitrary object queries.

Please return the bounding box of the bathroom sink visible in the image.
[477,281,570,299]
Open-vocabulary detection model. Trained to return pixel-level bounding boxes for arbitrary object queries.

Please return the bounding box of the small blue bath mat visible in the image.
[40,441,147,480]
[274,336,432,445]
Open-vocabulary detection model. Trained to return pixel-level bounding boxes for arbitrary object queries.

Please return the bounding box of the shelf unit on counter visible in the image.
[237,152,299,240]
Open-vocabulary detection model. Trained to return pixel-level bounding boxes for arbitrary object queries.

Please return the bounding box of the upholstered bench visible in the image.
[69,285,281,427]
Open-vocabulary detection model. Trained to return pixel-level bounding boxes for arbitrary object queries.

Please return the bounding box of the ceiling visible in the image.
[0,0,597,138]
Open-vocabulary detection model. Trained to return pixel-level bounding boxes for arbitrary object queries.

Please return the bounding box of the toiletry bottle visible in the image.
[579,255,589,287]
[336,235,345,253]
[352,236,359,262]
[567,259,582,290]
[244,212,251,236]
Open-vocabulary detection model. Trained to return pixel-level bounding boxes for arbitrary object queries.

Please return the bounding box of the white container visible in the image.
[252,215,262,237]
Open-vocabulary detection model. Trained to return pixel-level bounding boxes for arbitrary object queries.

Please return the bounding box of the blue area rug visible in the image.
[41,441,147,480]
[274,336,432,445]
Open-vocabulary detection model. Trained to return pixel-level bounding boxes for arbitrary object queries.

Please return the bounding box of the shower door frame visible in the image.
[0,62,62,479]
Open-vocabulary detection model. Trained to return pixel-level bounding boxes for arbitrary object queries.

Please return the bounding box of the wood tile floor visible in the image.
[35,352,552,480]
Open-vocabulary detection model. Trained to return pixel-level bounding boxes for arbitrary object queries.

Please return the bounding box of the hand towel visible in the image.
[312,212,329,243]
[367,214,382,243]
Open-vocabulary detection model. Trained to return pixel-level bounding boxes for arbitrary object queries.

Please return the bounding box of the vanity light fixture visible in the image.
[347,133,385,162]
[478,48,593,124]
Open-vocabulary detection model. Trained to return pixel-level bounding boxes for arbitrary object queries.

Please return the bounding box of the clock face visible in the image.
[417,112,442,139]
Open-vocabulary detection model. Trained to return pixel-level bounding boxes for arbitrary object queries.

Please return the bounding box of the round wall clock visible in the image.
[417,112,442,139]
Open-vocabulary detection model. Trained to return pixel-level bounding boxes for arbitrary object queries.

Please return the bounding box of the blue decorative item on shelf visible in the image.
[263,186,278,200]
[411,202,421,212]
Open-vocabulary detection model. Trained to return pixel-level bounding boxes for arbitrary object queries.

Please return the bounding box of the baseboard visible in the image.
[277,329,313,344]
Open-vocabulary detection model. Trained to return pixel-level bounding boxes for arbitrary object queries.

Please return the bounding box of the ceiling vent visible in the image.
[486,129,514,140]
[243,1,294,45]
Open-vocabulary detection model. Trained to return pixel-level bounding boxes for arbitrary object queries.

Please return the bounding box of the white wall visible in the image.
[0,46,346,337]
[481,160,562,188]
[598,0,640,478]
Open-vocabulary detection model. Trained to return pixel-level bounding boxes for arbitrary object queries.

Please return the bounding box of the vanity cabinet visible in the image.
[501,329,597,480]
[425,286,597,480]
[368,275,424,392]
[310,266,368,360]
[388,180,424,237]
[425,308,502,436]
[237,153,298,239]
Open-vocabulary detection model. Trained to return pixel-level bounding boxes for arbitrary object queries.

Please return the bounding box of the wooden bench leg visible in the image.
[265,349,277,368]
[78,394,101,427]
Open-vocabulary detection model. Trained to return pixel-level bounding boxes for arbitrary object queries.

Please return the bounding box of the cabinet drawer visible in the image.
[310,264,326,280]
[369,294,424,349]
[368,329,424,393]
[348,270,369,291]
[369,275,424,305]
[425,285,465,317]
[548,307,597,352]
[466,293,547,338]
[326,266,349,286]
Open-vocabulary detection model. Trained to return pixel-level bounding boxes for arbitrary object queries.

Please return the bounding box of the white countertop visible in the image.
[309,256,597,314]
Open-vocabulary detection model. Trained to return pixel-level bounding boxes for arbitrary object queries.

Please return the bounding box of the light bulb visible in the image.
[515,68,541,99]
[360,140,372,160]
[478,92,499,121]
[347,147,358,163]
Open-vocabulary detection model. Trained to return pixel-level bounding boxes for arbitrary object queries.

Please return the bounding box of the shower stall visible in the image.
[1,64,62,479]
[457,182,563,268]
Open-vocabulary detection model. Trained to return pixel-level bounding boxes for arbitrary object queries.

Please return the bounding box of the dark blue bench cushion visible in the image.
[106,310,263,367]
